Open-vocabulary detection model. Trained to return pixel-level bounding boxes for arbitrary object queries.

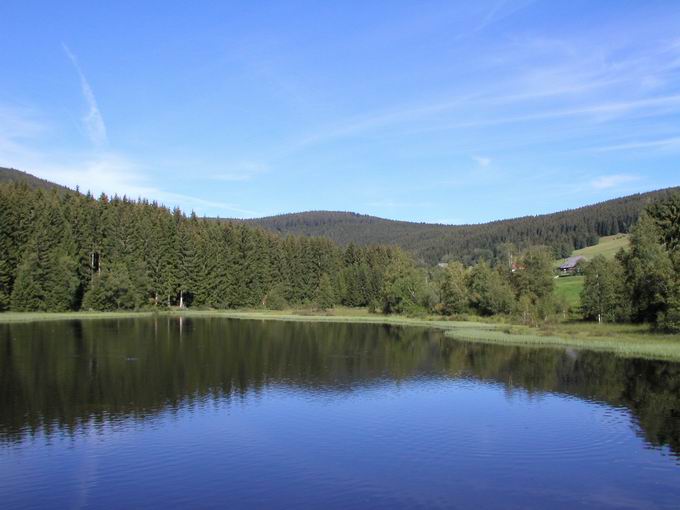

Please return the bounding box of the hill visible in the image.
[241,188,679,265]
[1,166,676,266]
[0,167,71,193]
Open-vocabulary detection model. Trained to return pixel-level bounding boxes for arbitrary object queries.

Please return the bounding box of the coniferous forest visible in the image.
[1,177,679,333]
[0,183,399,312]
[241,187,680,265]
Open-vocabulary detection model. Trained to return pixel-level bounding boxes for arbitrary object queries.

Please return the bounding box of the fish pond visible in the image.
[1,317,679,509]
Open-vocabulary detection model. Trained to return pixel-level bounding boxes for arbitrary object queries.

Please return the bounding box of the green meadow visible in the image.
[552,234,630,314]
[554,275,584,310]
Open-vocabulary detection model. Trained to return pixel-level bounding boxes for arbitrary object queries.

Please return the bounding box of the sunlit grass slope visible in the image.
[573,234,629,260]
[554,276,584,310]
[552,234,629,311]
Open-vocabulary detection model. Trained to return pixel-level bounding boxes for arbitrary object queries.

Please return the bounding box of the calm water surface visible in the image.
[1,318,679,509]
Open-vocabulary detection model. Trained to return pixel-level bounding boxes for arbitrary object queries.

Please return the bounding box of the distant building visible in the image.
[559,255,586,275]
[437,262,449,268]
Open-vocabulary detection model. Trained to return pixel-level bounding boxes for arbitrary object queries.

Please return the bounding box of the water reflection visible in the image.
[1,317,678,458]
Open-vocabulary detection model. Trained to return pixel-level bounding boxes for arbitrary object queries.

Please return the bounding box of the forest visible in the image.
[241,187,680,264]
[0,182,399,313]
[0,178,678,332]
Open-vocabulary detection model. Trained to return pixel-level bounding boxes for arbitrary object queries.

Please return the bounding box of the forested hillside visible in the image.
[0,183,400,312]
[3,168,677,266]
[0,167,70,193]
[241,188,680,265]
[2,179,678,331]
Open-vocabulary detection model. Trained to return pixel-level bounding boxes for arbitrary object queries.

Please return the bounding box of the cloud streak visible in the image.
[0,104,259,218]
[591,174,640,190]
[63,43,108,147]
[473,156,491,167]
[24,153,259,217]
[210,161,268,182]
[588,136,680,153]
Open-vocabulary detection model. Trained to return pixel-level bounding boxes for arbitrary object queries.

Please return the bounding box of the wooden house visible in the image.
[558,255,585,275]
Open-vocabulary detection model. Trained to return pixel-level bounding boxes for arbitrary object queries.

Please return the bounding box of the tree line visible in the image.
[0,182,561,317]
[1,182,678,331]
[0,183,400,312]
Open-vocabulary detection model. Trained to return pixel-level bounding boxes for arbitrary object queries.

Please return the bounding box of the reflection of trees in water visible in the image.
[1,318,679,457]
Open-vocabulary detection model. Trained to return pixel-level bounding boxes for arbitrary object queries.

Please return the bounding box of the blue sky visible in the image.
[1,1,679,223]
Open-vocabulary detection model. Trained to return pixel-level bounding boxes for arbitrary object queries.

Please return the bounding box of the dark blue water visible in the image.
[1,318,679,509]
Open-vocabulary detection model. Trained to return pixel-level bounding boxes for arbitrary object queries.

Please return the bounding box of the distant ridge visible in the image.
[239,188,680,264]
[1,166,677,265]
[0,167,71,193]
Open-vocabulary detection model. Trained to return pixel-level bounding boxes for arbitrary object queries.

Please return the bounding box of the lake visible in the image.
[1,317,679,509]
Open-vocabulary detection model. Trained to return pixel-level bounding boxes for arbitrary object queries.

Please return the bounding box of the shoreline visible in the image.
[1,309,679,362]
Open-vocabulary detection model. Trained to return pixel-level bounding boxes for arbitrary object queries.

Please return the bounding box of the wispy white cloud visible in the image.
[466,0,536,37]
[423,94,680,133]
[591,174,640,190]
[275,26,680,157]
[0,105,50,158]
[211,161,268,182]
[588,136,680,153]
[473,156,491,167]
[0,104,259,217]
[366,200,432,208]
[283,92,481,152]
[18,152,259,216]
[62,43,107,147]
[0,105,47,140]
[281,87,680,156]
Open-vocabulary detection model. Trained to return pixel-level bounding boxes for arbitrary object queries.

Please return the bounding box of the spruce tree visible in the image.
[82,263,140,310]
[10,194,79,311]
[315,273,336,310]
[0,184,36,309]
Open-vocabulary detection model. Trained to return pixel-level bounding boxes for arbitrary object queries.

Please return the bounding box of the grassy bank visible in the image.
[1,308,679,361]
